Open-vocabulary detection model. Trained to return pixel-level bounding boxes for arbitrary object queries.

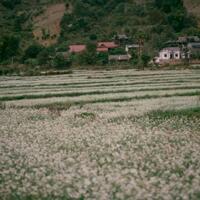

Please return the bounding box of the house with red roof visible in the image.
[97,42,118,52]
[69,45,86,53]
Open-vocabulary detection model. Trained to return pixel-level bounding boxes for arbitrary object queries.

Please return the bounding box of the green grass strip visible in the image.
[146,107,200,120]
[0,77,200,89]
[1,86,200,101]
[12,91,200,110]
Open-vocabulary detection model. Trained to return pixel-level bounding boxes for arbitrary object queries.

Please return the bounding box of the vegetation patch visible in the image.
[75,112,96,120]
[1,87,200,102]
[0,101,6,109]
[136,107,200,131]
[33,102,72,111]
[27,114,50,121]
[146,106,200,120]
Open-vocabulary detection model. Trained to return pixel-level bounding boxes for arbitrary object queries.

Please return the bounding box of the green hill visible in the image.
[0,0,200,67]
[184,0,200,25]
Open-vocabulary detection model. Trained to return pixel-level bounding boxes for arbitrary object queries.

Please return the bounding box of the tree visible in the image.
[23,44,43,61]
[89,34,97,41]
[97,52,108,65]
[0,35,20,62]
[141,53,151,68]
[78,42,97,65]
[53,54,71,69]
[1,0,21,9]
[110,47,126,55]
[37,49,49,66]
[130,50,139,65]
[154,0,183,13]
[167,11,186,32]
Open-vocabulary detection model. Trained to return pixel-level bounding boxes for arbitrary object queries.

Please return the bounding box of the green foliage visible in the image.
[141,53,151,67]
[130,51,139,65]
[78,52,97,65]
[0,0,199,67]
[0,66,20,75]
[154,0,197,32]
[37,49,50,65]
[53,54,71,69]
[146,107,200,121]
[77,42,97,65]
[14,13,26,31]
[191,52,200,60]
[109,48,126,55]
[0,35,20,62]
[23,44,43,61]
[24,58,39,67]
[154,0,184,13]
[97,52,108,65]
[1,0,21,9]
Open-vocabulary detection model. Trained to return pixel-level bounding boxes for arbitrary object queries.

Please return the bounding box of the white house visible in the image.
[159,47,181,60]
[154,47,183,64]
[109,54,132,62]
[125,44,140,52]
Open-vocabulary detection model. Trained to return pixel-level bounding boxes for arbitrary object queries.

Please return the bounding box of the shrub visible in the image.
[37,49,49,66]
[53,54,72,69]
[0,35,20,62]
[97,52,108,65]
[141,53,151,67]
[23,44,43,60]
[0,102,6,110]
[1,0,21,9]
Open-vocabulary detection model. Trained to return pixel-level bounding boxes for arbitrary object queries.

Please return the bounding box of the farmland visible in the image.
[0,69,200,200]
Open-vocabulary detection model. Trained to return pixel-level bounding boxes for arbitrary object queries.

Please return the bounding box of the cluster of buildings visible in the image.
[154,36,200,65]
[69,42,132,62]
[66,35,200,65]
[68,34,140,62]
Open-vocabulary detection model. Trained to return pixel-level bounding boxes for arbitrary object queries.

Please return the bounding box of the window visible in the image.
[164,54,167,58]
[175,53,179,58]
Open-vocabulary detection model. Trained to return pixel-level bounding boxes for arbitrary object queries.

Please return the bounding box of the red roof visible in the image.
[96,47,108,52]
[97,42,118,49]
[69,45,86,53]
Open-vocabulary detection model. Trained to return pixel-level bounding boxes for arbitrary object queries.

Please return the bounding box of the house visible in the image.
[154,47,184,64]
[165,36,200,48]
[178,36,200,43]
[97,42,118,52]
[125,44,140,52]
[114,34,129,40]
[159,47,181,60]
[69,45,86,53]
[109,54,132,62]
[113,34,130,44]
[188,42,200,54]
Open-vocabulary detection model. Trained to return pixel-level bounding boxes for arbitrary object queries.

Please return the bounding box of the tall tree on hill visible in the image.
[1,0,21,9]
[0,35,20,62]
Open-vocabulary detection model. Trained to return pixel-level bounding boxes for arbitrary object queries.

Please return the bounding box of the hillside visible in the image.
[0,0,200,67]
[33,3,66,46]
[184,0,200,26]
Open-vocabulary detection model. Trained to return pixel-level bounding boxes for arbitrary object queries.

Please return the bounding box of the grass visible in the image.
[137,107,200,131]
[109,107,200,131]
[1,77,199,89]
[0,101,6,109]
[6,194,85,200]
[36,102,72,111]
[146,107,200,120]
[1,86,200,101]
[11,91,200,110]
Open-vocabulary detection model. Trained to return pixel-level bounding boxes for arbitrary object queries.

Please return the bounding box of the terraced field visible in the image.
[0,69,200,200]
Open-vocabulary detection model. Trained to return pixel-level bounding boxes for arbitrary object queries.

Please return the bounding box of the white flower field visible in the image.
[0,69,200,200]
